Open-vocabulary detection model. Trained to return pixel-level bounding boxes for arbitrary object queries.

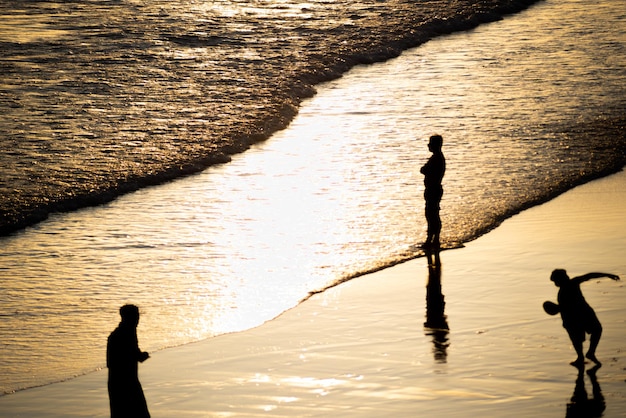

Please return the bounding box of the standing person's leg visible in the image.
[424,191,442,246]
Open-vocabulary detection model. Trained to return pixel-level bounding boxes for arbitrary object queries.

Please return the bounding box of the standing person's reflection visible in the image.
[420,134,445,248]
[424,249,449,362]
[566,365,605,417]
[107,304,151,418]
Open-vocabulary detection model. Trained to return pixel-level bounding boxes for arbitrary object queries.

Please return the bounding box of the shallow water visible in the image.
[1,173,624,417]
[1,0,625,394]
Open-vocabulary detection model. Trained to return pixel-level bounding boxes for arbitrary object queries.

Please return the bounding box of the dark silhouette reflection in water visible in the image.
[566,364,605,418]
[423,249,449,363]
[107,304,151,418]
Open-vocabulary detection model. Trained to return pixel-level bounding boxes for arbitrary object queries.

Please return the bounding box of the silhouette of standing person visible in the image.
[107,304,151,418]
[420,134,445,248]
[549,269,620,367]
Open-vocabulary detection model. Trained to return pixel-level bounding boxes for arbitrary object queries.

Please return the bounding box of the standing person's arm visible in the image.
[132,330,150,362]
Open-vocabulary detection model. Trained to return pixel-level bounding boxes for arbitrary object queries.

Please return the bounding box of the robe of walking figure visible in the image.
[107,304,151,418]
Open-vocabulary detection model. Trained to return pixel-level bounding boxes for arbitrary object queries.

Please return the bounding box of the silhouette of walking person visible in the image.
[548,269,620,367]
[107,304,151,418]
[420,134,445,248]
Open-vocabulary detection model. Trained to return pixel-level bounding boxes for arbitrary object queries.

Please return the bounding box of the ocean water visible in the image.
[1,0,625,395]
[0,0,538,235]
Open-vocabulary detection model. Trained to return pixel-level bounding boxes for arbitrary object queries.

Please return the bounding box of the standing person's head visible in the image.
[550,269,569,287]
[119,304,140,326]
[428,135,443,152]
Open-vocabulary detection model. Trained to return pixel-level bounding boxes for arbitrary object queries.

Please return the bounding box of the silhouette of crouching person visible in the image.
[550,269,620,366]
[107,304,150,418]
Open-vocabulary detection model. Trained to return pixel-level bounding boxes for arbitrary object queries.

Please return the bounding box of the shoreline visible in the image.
[303,160,624,302]
[1,169,624,417]
[3,0,625,393]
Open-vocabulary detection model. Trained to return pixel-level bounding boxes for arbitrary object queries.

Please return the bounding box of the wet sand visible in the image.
[1,170,625,417]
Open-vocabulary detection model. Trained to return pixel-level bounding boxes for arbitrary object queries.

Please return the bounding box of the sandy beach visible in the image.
[1,169,625,417]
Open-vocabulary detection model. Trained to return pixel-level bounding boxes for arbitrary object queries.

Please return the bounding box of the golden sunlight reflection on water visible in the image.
[1,0,625,394]
[0,16,68,43]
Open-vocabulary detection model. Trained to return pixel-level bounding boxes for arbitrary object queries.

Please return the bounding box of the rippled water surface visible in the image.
[1,0,625,394]
[1,0,531,234]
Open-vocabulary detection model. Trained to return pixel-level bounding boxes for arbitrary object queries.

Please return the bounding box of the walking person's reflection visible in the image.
[107,304,151,418]
[424,249,449,363]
